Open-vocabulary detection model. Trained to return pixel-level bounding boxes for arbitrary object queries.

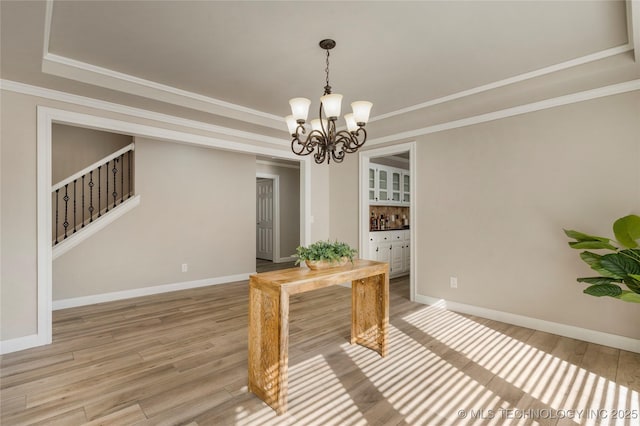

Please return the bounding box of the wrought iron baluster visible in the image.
[128,150,132,198]
[120,154,124,204]
[89,170,94,222]
[73,180,77,234]
[55,189,59,245]
[112,158,118,208]
[63,184,69,239]
[82,175,85,228]
[105,161,109,213]
[98,166,102,217]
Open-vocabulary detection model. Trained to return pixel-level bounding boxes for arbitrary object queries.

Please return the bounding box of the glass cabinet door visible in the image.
[402,173,410,203]
[378,169,388,201]
[392,171,401,202]
[368,168,376,201]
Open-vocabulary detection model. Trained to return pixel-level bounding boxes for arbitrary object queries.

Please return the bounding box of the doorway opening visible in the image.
[256,158,300,273]
[359,142,416,301]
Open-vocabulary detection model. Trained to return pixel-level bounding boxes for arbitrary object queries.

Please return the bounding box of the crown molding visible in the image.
[41,52,286,131]
[0,79,289,147]
[4,78,638,154]
[367,79,640,146]
[370,44,633,123]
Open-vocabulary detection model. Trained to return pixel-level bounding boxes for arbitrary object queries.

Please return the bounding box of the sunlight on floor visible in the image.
[235,303,638,425]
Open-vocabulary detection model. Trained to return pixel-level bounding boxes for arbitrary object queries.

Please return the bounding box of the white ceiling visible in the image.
[1,1,639,138]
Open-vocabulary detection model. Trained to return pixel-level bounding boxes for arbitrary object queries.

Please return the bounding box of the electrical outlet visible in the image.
[182,263,188,272]
[450,276,458,289]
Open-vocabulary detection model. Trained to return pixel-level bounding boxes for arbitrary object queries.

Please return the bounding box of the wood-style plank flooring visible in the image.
[256,258,297,273]
[1,276,638,425]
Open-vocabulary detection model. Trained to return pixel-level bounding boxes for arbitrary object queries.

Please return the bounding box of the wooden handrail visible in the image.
[52,143,135,192]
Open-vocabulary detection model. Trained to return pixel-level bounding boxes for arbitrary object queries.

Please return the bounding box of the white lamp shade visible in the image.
[351,101,373,124]
[320,93,343,118]
[289,98,311,122]
[285,115,298,135]
[310,118,328,132]
[344,113,358,132]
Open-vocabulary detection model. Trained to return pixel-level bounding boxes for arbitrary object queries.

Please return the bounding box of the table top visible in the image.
[249,259,388,295]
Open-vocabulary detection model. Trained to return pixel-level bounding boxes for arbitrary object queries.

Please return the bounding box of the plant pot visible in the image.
[305,257,349,270]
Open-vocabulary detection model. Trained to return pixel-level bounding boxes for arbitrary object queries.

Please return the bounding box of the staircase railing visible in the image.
[52,143,135,245]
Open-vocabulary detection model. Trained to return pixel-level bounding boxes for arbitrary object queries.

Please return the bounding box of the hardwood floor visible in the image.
[256,258,297,273]
[1,276,638,425]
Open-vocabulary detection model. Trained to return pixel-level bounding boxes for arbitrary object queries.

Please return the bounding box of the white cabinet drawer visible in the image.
[370,230,406,243]
[389,231,403,241]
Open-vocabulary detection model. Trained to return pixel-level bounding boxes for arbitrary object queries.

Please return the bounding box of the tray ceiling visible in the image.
[1,1,637,136]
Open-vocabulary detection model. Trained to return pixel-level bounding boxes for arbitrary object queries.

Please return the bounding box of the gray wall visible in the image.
[1,91,38,339]
[329,154,360,251]
[256,162,300,259]
[330,91,640,340]
[53,137,256,299]
[52,124,132,183]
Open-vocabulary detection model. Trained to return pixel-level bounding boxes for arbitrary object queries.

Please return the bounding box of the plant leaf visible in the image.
[579,251,623,278]
[617,291,640,303]
[564,229,611,242]
[613,215,640,249]
[568,241,617,250]
[600,253,640,277]
[629,274,640,281]
[583,284,622,297]
[577,277,623,285]
[620,248,640,262]
[621,276,640,293]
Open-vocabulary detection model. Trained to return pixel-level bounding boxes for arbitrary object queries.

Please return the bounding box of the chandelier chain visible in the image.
[324,49,331,95]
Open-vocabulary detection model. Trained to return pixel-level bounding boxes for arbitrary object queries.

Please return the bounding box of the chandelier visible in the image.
[286,39,373,164]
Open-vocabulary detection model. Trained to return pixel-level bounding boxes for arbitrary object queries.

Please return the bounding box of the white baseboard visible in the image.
[0,333,50,355]
[275,256,296,263]
[52,272,252,310]
[414,294,640,353]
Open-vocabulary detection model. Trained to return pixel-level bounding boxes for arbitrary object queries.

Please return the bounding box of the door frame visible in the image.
[16,105,311,354]
[256,173,280,262]
[359,141,417,301]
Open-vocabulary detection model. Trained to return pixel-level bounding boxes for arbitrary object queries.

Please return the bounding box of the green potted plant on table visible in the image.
[295,240,357,270]
[564,214,640,303]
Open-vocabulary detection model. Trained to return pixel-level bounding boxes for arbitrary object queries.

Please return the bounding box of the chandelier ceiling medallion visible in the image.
[286,39,373,164]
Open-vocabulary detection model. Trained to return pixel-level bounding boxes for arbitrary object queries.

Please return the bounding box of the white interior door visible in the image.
[256,178,274,260]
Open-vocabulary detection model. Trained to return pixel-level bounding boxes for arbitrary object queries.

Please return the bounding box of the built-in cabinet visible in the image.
[368,230,410,277]
[369,165,409,206]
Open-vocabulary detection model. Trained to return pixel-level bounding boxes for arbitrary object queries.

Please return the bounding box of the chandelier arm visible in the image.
[292,129,326,156]
[351,128,367,149]
[334,129,367,153]
[331,145,346,163]
[318,103,329,136]
[332,132,359,162]
[314,141,327,164]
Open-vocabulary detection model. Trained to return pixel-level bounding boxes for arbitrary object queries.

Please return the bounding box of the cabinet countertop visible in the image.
[370,227,410,232]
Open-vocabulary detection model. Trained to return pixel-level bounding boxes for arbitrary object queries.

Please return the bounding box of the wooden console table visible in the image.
[248,259,389,415]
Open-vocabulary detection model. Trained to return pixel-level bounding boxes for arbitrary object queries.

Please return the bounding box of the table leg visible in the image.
[248,280,290,414]
[351,272,389,357]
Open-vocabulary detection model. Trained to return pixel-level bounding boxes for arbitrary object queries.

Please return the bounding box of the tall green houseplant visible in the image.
[564,214,640,303]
